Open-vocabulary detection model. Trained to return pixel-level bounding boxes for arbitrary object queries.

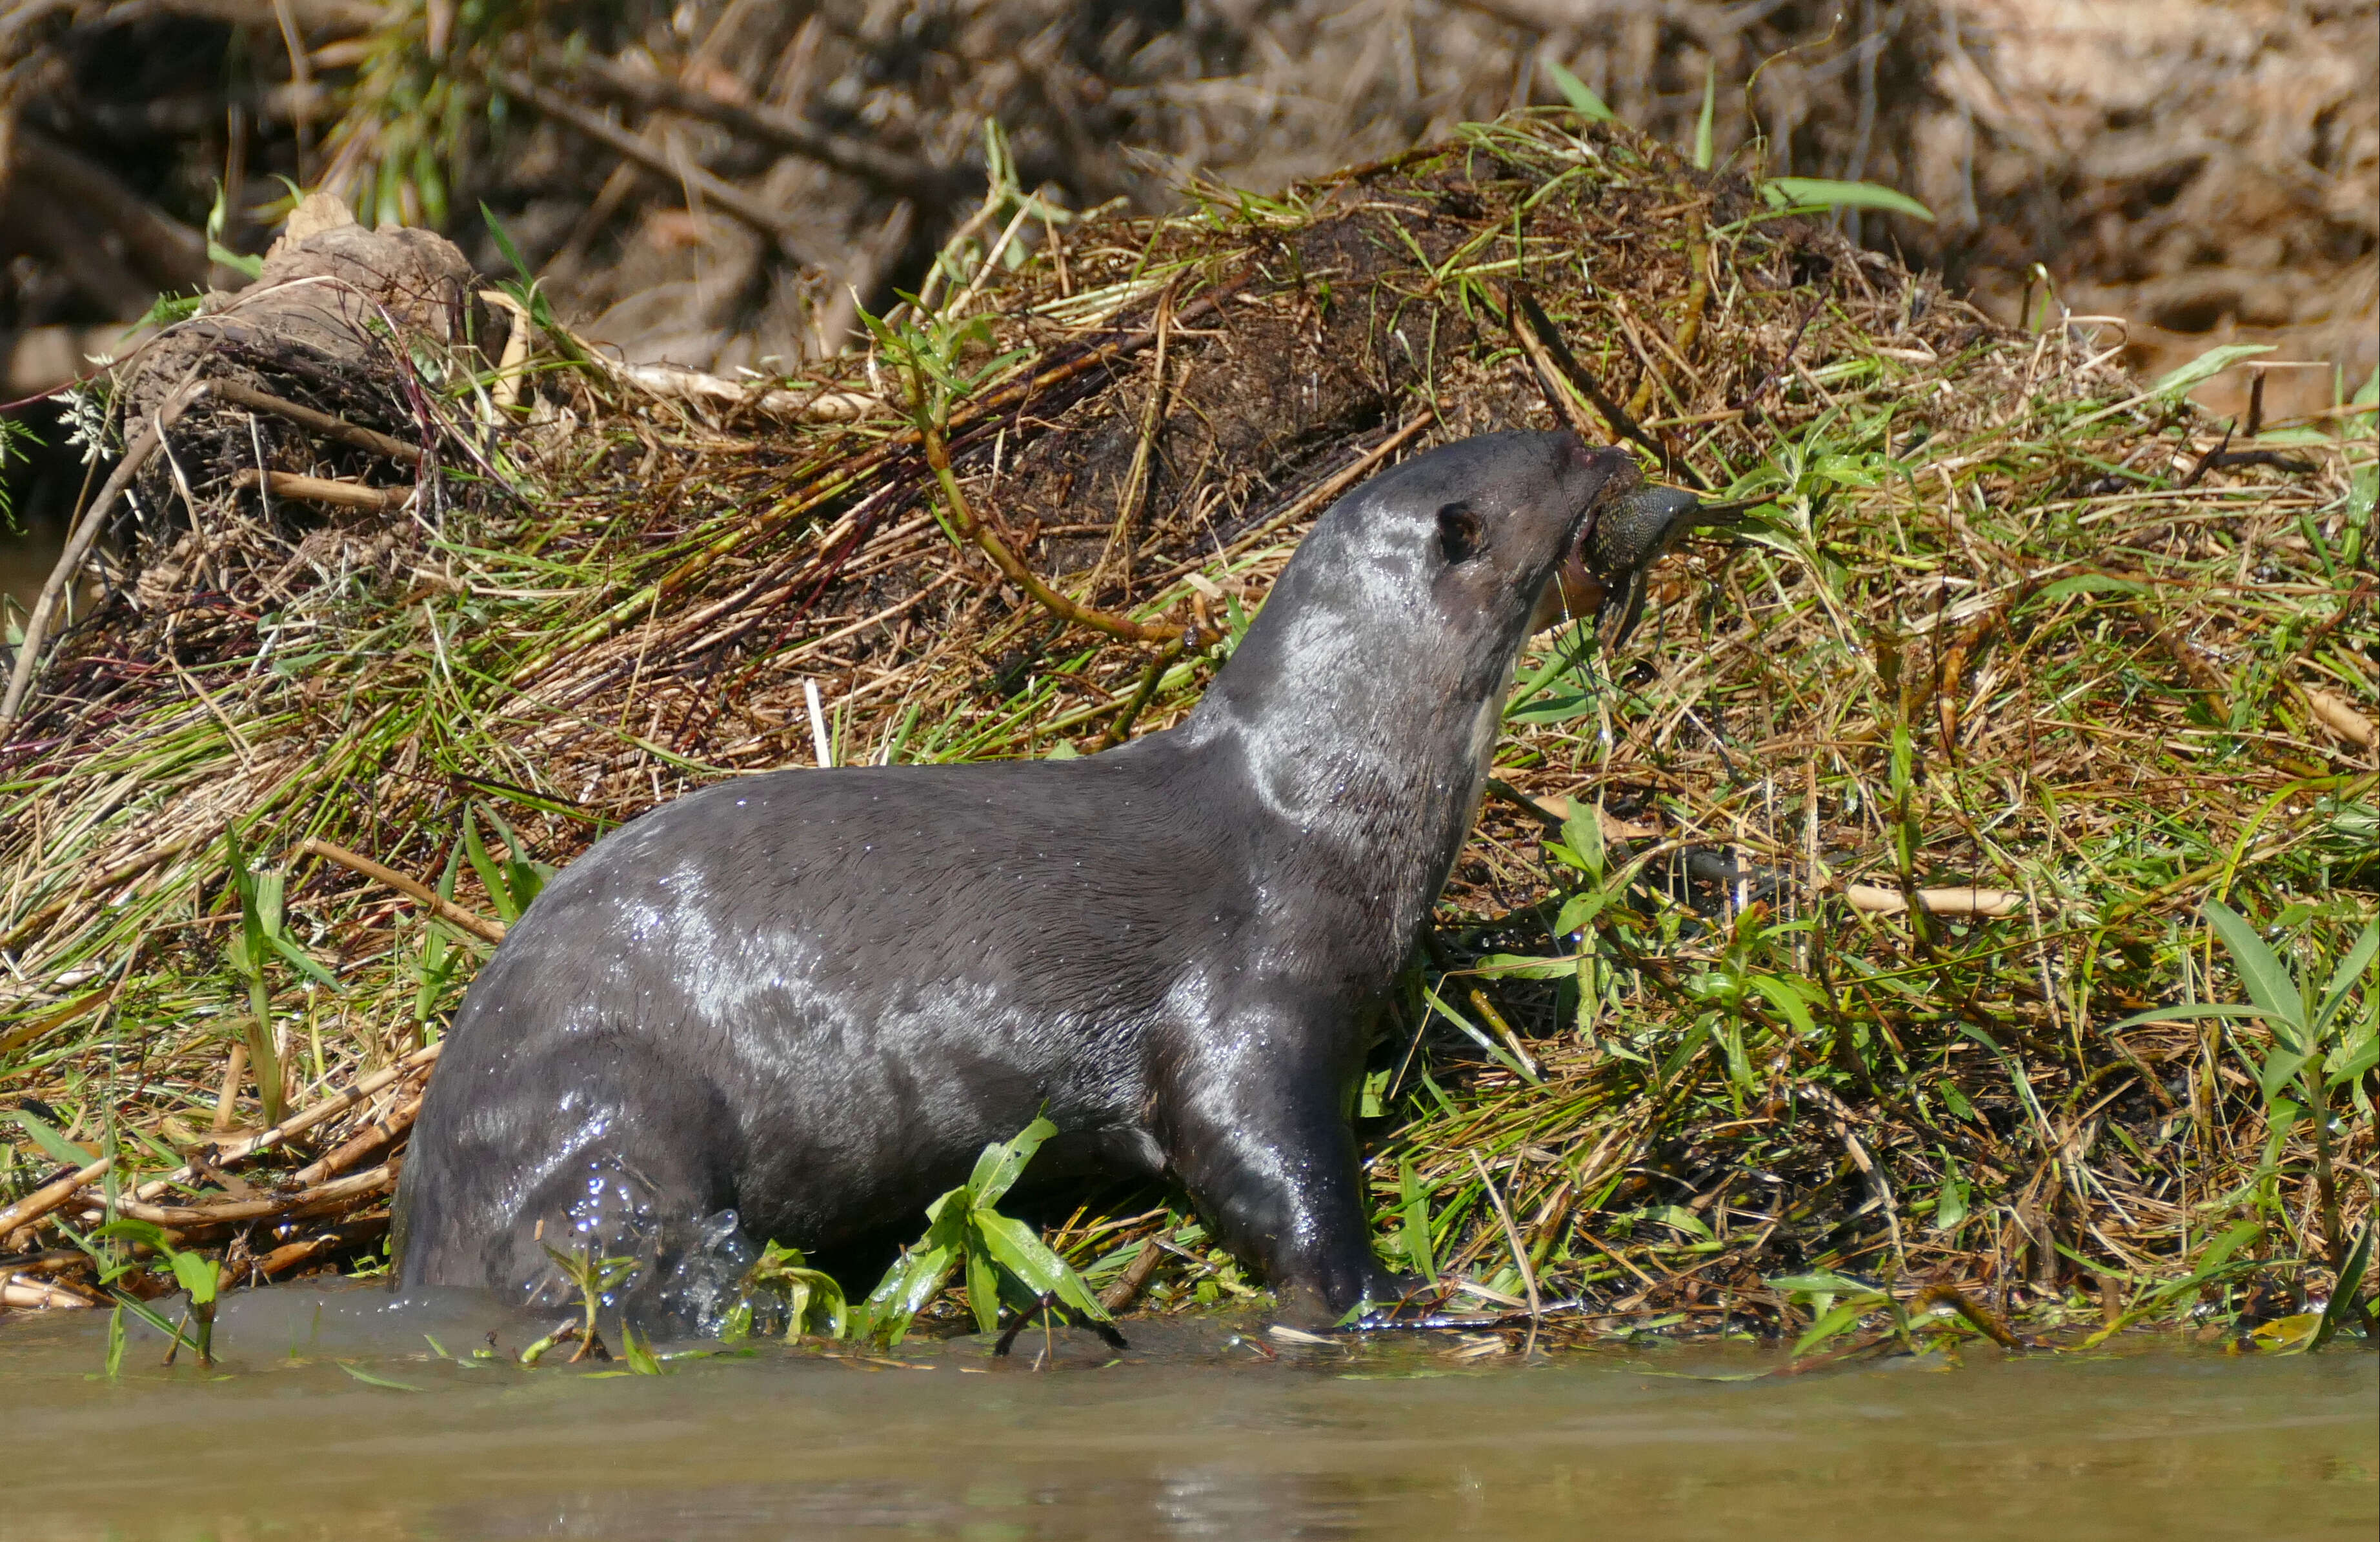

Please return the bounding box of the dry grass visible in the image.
[3,110,2373,1352]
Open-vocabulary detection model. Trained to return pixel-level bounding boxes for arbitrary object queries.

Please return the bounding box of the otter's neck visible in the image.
[1177,614,1529,969]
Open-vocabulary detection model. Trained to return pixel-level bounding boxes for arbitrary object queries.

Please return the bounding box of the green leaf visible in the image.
[965,1242,1003,1335]
[1474,952,1580,981]
[2257,1048,2316,1106]
[1792,1292,1889,1356]
[1552,890,1609,936]
[1560,807,1604,881]
[1636,1205,1713,1242]
[1766,1270,1873,1294]
[1746,974,1820,1036]
[481,201,533,284]
[2311,1219,2371,1351]
[266,932,345,992]
[1541,59,1615,121]
[6,1109,94,1170]
[337,1362,424,1392]
[1400,1160,1436,1279]
[621,1325,665,1375]
[2101,1001,2272,1032]
[203,179,263,279]
[2325,1017,2378,1087]
[2204,899,2308,1039]
[967,1116,1056,1208]
[1761,178,1935,223]
[2172,1219,2262,1296]
[2310,921,2378,1036]
[972,1210,1109,1319]
[169,1252,220,1307]
[461,807,516,925]
[476,806,554,915]
[2148,344,2274,403]
[1504,691,1597,725]
[1809,453,1886,488]
[207,240,263,281]
[2032,574,2151,603]
[859,1243,956,1346]
[1933,1168,1970,1232]
[93,1216,177,1256]
[137,291,205,330]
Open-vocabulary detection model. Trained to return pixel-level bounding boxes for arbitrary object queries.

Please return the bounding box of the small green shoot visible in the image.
[729,1240,849,1341]
[854,1117,1113,1346]
[1691,61,1717,170]
[2110,898,2377,1336]
[223,829,343,1125]
[1541,59,1615,123]
[205,181,263,281]
[92,1217,222,1367]
[540,1242,640,1363]
[1761,178,1935,223]
[461,803,554,926]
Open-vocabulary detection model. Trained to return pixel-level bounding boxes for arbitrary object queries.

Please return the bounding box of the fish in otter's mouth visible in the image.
[1536,472,1735,643]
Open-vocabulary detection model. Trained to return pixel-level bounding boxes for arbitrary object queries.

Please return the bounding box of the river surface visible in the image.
[1,1285,2372,1541]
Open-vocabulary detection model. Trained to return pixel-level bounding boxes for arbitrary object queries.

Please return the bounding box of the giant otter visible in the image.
[394,431,1648,1325]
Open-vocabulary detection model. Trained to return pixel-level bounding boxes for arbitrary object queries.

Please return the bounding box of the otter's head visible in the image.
[1195,432,1638,741]
[1276,430,1635,665]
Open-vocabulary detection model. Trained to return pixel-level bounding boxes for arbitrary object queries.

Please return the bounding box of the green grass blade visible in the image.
[1542,59,1615,122]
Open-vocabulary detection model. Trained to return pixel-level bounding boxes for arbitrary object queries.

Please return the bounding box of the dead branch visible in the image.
[540,48,971,210]
[229,468,413,512]
[298,836,507,944]
[209,377,423,464]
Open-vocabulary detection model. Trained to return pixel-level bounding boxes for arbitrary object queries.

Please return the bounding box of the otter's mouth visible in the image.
[1531,466,1726,643]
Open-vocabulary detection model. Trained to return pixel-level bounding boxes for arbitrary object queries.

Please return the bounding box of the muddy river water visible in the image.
[1,1285,2372,1541]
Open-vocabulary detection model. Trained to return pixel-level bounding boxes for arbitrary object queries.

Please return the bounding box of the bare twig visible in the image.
[230,469,412,512]
[132,1040,444,1200]
[0,1154,112,1242]
[298,836,507,944]
[209,378,422,463]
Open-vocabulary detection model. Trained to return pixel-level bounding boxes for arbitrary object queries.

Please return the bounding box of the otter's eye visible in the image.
[1437,503,1484,564]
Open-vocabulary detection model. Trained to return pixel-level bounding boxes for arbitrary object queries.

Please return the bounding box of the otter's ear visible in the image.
[1436,502,1484,564]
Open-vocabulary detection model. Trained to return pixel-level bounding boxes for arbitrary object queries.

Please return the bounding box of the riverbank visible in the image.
[3,110,2374,1350]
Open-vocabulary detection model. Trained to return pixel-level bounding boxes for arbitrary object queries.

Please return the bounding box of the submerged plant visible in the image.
[726,1241,850,1343]
[90,1217,223,1368]
[523,1243,640,1365]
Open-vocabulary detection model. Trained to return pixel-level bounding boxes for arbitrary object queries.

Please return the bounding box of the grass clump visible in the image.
[1,108,2372,1357]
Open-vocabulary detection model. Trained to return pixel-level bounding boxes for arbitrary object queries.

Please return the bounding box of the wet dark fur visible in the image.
[393,432,1635,1325]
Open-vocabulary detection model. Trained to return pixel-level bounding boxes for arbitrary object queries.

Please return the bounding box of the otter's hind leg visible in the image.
[399,1036,738,1327]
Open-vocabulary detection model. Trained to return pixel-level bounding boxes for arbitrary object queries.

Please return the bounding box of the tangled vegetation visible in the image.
[2,107,2374,1361]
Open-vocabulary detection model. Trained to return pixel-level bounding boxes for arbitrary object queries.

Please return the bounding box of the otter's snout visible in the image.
[1531,479,1714,641]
